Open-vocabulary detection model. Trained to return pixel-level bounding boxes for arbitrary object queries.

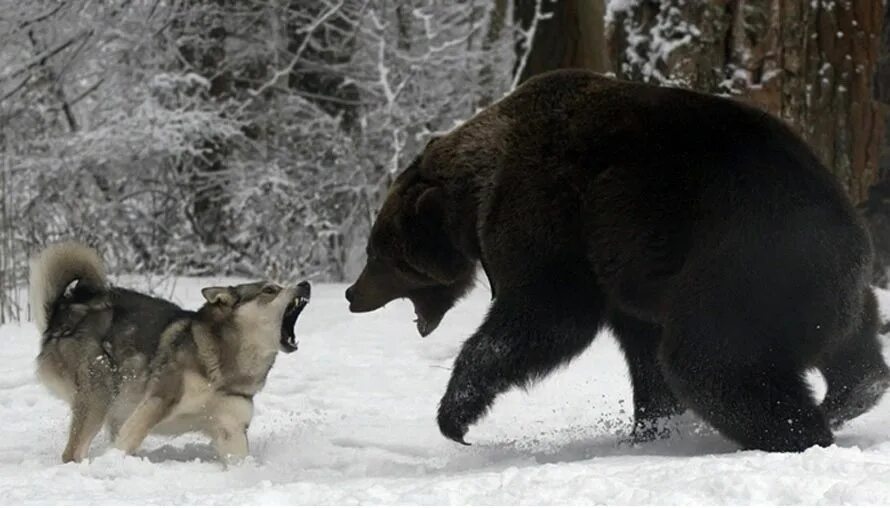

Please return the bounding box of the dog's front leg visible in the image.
[209,395,253,463]
[211,426,249,463]
[114,395,173,454]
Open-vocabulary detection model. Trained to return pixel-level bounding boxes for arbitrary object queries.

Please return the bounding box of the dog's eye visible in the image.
[262,285,279,295]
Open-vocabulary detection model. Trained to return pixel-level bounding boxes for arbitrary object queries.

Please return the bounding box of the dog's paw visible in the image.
[61,449,82,464]
[219,454,247,469]
[113,434,140,455]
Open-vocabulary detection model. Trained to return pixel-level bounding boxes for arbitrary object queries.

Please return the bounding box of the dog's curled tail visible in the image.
[29,242,107,335]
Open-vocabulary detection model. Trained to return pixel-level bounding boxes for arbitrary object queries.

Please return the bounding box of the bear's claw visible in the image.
[437,412,471,446]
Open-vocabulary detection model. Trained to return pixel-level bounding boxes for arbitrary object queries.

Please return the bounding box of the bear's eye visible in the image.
[396,259,426,279]
[262,285,279,295]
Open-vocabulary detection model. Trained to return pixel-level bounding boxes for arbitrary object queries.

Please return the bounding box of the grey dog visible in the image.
[30,242,310,463]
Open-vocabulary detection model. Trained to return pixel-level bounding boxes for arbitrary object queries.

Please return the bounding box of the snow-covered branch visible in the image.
[0,0,531,317]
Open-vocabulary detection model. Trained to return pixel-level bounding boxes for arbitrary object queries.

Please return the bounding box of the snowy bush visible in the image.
[0,0,532,320]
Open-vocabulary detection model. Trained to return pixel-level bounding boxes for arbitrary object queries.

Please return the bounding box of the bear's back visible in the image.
[467,70,871,323]
[489,70,859,232]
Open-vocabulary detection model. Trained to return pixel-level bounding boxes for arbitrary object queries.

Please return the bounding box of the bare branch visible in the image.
[242,0,346,106]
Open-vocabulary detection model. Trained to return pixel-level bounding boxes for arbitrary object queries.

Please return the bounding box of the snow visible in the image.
[604,0,637,25]
[3,279,890,504]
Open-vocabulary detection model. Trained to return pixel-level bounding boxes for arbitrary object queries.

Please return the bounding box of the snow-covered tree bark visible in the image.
[514,0,609,83]
[859,0,890,287]
[875,0,890,106]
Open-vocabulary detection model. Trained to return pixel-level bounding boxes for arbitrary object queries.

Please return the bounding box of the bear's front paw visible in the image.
[629,417,675,444]
[437,379,495,445]
[437,407,471,445]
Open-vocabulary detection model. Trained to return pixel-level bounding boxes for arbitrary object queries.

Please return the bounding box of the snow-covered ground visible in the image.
[3,278,890,504]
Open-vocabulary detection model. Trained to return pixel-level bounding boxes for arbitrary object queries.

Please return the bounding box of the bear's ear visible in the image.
[202,286,236,306]
[414,186,446,225]
[407,185,469,284]
[423,136,440,150]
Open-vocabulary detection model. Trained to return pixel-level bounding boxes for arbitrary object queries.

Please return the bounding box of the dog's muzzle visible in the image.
[280,281,311,353]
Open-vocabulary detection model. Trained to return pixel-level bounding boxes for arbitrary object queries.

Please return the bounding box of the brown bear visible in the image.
[345,69,890,452]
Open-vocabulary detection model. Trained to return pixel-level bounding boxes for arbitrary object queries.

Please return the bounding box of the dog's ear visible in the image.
[202,286,236,306]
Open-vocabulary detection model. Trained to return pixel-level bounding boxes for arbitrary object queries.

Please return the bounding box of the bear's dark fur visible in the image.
[346,69,890,452]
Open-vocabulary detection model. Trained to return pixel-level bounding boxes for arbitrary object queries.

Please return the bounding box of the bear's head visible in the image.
[345,157,475,337]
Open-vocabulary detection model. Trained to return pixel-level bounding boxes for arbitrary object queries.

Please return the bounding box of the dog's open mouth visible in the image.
[280,281,311,353]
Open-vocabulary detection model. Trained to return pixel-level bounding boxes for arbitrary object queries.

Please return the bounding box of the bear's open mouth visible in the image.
[412,305,443,338]
[280,282,311,353]
[414,312,434,337]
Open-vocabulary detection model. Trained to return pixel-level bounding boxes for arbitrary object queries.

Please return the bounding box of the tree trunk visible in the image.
[608,0,884,205]
[874,0,890,107]
[861,0,890,287]
[515,0,609,83]
[868,0,890,185]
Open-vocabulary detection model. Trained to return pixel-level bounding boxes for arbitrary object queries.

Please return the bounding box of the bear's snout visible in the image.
[345,283,387,313]
[344,285,365,312]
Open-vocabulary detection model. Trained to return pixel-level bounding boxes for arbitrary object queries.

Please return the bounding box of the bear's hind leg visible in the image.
[608,310,684,442]
[437,282,604,444]
[661,314,832,452]
[821,289,890,429]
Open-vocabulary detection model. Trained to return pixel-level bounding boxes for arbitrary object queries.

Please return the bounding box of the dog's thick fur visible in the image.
[346,69,890,452]
[30,242,308,463]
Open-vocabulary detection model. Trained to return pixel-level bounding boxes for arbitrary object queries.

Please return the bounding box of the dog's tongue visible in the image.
[280,282,311,353]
